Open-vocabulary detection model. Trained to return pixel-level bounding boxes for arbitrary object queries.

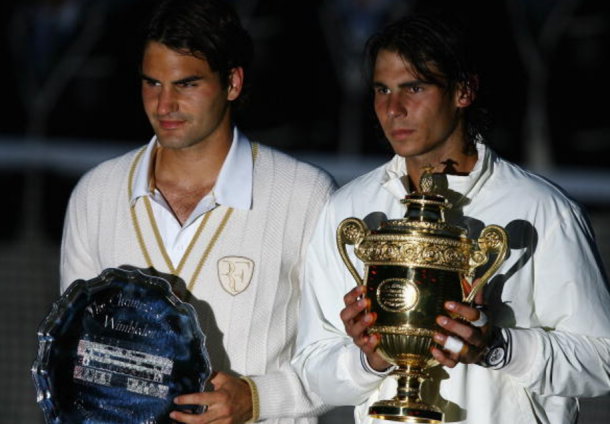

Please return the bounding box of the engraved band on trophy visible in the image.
[32,268,212,424]
[336,170,509,423]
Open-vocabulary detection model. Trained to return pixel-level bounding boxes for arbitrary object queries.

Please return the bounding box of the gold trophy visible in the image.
[336,169,509,423]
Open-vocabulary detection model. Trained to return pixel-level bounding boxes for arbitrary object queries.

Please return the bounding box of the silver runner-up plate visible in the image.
[32,268,212,424]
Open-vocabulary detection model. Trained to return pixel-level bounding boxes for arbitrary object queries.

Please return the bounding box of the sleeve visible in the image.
[248,368,328,419]
[292,194,386,406]
[249,169,337,420]
[59,170,100,293]
[500,203,610,398]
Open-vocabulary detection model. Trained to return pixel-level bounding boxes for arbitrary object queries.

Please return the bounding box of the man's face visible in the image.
[373,49,469,161]
[141,41,238,150]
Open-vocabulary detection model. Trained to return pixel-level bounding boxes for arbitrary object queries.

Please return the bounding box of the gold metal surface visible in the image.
[356,236,472,272]
[336,171,509,423]
[379,219,465,235]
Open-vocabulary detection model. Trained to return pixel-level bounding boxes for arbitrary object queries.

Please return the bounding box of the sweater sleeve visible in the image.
[249,367,329,419]
[60,169,100,293]
[500,203,610,397]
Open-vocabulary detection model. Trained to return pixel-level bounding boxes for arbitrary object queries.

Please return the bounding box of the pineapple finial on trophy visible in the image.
[419,164,436,194]
[400,165,451,225]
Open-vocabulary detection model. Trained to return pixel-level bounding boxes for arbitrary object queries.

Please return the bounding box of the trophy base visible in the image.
[369,399,443,423]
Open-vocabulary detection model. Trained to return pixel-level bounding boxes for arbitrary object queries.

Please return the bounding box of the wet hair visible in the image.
[364,12,489,146]
[142,0,254,109]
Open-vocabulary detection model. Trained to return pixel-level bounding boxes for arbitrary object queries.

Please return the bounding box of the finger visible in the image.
[448,300,489,328]
[340,294,367,321]
[170,409,204,424]
[445,301,480,322]
[443,336,466,355]
[433,332,476,365]
[436,315,485,349]
[340,298,371,335]
[469,309,488,328]
[430,345,458,368]
[174,392,209,407]
[209,370,228,389]
[360,331,382,354]
[174,402,227,424]
[473,284,485,306]
[343,285,365,306]
[347,310,378,343]
[172,392,223,423]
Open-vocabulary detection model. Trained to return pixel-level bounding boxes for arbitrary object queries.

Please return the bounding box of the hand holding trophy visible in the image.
[336,169,509,423]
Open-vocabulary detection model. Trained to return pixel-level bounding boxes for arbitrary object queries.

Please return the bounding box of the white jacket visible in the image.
[293,143,610,424]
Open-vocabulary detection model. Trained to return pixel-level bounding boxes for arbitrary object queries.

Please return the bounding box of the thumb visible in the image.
[210,370,225,389]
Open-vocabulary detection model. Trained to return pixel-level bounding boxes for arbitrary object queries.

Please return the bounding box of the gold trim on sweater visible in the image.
[127,142,258,291]
[240,376,261,423]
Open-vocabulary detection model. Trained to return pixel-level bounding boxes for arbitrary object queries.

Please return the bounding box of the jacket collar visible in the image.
[381,142,494,204]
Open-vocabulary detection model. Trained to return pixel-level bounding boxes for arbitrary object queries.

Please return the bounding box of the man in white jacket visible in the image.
[60,0,335,423]
[293,12,610,424]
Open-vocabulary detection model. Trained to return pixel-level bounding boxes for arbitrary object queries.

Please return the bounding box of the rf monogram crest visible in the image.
[218,257,255,295]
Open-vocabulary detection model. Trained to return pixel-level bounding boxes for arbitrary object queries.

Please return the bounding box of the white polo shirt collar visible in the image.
[130,127,253,226]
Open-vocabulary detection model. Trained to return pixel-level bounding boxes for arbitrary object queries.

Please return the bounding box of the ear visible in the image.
[227,67,244,101]
[455,76,478,108]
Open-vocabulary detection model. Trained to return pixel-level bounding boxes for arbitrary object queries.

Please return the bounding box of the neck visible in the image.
[405,143,478,193]
[155,131,232,191]
[153,129,233,225]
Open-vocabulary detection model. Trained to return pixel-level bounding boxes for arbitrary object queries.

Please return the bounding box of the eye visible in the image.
[177,78,202,88]
[143,79,160,87]
[408,85,423,94]
[375,86,390,95]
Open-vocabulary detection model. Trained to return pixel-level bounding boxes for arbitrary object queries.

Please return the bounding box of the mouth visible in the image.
[390,128,415,139]
[158,119,186,130]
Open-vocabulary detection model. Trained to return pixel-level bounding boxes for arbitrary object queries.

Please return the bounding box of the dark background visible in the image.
[1,0,609,423]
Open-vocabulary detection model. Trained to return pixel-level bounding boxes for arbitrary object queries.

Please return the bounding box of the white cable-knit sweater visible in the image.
[60,142,336,423]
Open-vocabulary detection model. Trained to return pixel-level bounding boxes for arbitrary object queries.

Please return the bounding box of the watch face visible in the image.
[488,346,506,366]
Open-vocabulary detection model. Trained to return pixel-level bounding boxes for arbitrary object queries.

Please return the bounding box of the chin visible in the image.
[389,140,438,161]
[156,137,186,150]
[389,144,418,158]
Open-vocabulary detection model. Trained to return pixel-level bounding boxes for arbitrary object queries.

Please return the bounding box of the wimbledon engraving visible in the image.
[75,339,173,399]
[103,315,157,338]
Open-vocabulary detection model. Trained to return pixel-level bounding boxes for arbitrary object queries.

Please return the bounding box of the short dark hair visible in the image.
[364,12,489,146]
[142,0,254,109]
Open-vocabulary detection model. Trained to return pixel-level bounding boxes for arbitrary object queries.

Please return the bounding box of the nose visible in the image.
[387,93,406,118]
[157,87,178,115]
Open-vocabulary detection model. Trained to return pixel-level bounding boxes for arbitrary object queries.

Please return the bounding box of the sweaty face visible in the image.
[373,49,469,161]
[141,42,235,151]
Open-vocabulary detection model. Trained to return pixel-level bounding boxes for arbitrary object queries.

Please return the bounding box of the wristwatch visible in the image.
[478,326,511,369]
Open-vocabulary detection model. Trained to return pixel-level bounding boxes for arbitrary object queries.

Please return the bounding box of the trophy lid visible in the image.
[378,166,467,239]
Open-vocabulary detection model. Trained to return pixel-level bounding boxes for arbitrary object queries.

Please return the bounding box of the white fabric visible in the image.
[60,132,337,424]
[130,128,253,265]
[293,143,610,424]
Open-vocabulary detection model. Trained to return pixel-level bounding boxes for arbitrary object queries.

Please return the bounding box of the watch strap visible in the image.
[477,327,512,369]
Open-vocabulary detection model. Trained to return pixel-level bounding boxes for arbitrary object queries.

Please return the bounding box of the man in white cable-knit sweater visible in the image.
[59,0,335,423]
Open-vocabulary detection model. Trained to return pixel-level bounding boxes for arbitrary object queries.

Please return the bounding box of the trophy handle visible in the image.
[465,225,509,304]
[336,218,368,286]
